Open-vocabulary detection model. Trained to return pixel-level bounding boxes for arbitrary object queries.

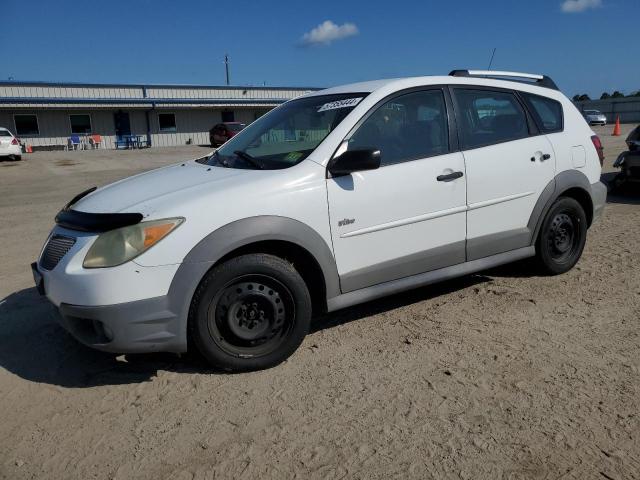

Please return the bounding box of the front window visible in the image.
[202,93,367,169]
[348,89,449,166]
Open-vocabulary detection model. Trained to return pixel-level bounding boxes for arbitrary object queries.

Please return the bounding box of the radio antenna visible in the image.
[487,48,496,70]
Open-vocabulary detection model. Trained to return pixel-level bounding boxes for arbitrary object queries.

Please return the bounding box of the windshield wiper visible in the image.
[234,150,263,170]
[208,150,230,168]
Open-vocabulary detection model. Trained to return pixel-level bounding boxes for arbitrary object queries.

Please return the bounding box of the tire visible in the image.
[188,254,312,372]
[10,155,21,161]
[534,197,587,275]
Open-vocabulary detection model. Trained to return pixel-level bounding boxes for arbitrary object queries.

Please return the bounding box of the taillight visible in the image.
[11,138,19,145]
[591,135,604,166]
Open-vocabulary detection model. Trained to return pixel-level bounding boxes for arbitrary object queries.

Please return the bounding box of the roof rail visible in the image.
[449,70,559,91]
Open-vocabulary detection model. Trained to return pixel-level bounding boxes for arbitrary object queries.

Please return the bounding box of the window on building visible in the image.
[453,89,529,149]
[158,113,177,132]
[522,93,564,133]
[14,114,40,136]
[221,110,235,122]
[70,114,92,134]
[349,89,449,166]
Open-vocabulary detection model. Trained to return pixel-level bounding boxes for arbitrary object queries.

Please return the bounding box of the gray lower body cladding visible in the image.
[56,261,213,353]
[52,175,606,354]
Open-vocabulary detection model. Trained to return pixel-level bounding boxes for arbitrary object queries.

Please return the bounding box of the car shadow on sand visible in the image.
[1,275,493,387]
[0,287,206,388]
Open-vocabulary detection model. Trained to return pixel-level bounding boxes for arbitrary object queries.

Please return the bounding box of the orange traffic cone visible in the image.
[612,116,621,136]
[25,144,33,153]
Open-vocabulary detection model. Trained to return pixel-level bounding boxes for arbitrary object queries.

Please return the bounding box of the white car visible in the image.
[33,70,607,371]
[0,127,22,160]
[583,109,607,126]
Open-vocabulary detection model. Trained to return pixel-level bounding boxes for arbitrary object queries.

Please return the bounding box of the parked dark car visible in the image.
[626,124,640,151]
[209,122,245,147]
[611,125,640,191]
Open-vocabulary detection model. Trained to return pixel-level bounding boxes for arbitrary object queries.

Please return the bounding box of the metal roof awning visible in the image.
[0,97,291,108]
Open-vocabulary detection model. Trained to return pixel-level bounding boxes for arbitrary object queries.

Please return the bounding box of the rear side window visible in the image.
[522,93,563,133]
[453,89,529,149]
[348,89,449,166]
[0,130,11,137]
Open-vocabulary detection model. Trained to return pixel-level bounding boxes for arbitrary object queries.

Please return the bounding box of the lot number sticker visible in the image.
[318,98,363,112]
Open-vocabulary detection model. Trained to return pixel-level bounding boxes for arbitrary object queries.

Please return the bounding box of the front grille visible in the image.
[40,235,76,271]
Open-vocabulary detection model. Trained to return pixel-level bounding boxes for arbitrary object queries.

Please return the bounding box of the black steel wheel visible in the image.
[189,254,311,371]
[208,275,295,357]
[535,197,587,275]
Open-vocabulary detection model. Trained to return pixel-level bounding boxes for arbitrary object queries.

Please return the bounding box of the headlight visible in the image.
[83,218,184,268]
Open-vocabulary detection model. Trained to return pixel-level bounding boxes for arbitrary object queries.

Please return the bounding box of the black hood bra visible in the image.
[55,186,144,233]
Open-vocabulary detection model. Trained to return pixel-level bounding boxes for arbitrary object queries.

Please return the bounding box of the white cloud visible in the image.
[300,20,359,46]
[561,0,602,13]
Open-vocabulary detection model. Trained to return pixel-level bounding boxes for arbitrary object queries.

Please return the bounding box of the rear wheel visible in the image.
[188,254,311,371]
[534,197,587,275]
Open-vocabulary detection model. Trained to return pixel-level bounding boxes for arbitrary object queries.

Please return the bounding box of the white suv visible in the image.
[33,70,607,371]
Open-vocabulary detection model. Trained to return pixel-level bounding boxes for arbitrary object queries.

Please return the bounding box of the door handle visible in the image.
[437,171,464,182]
[531,153,552,162]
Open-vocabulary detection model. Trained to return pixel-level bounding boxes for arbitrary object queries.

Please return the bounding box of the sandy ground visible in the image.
[0,125,639,480]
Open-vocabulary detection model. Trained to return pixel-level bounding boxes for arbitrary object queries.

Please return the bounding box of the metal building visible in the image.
[0,81,317,149]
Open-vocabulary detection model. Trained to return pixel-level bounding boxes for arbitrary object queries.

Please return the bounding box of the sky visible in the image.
[2,0,638,98]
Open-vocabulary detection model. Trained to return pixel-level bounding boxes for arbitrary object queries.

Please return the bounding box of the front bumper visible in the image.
[33,228,213,353]
[57,297,182,353]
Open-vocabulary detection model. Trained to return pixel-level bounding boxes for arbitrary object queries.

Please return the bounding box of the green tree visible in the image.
[578,94,591,101]
[611,91,624,98]
[600,92,611,99]
[572,94,581,102]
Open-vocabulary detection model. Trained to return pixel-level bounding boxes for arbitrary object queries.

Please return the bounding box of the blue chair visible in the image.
[115,135,129,149]
[67,135,81,151]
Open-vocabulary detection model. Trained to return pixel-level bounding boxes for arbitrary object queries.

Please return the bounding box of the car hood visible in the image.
[72,160,248,215]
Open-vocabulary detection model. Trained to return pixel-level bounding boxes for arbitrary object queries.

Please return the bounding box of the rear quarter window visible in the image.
[522,93,564,133]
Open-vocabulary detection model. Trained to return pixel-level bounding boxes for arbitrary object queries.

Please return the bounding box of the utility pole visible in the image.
[224,54,230,86]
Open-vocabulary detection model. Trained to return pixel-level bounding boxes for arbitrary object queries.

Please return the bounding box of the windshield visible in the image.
[586,110,601,115]
[227,123,245,132]
[201,93,367,170]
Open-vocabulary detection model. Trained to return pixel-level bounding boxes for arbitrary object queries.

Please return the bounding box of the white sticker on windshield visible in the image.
[318,97,363,112]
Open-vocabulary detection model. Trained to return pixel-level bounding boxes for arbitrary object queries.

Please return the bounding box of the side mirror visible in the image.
[328,148,381,177]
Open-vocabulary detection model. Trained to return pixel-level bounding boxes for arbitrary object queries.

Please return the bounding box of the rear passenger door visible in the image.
[451,88,556,260]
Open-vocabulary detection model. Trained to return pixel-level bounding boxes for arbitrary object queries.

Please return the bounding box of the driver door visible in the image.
[327,88,467,293]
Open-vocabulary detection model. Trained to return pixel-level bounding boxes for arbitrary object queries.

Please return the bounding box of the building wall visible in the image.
[0,107,271,149]
[0,81,316,150]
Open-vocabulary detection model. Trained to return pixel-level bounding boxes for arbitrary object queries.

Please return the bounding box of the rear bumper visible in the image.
[0,145,21,156]
[591,181,607,224]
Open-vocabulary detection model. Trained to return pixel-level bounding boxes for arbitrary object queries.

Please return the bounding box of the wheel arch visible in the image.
[180,215,338,305]
[528,170,595,245]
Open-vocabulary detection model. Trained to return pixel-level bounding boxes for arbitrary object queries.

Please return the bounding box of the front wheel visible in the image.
[534,197,587,275]
[188,254,312,371]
